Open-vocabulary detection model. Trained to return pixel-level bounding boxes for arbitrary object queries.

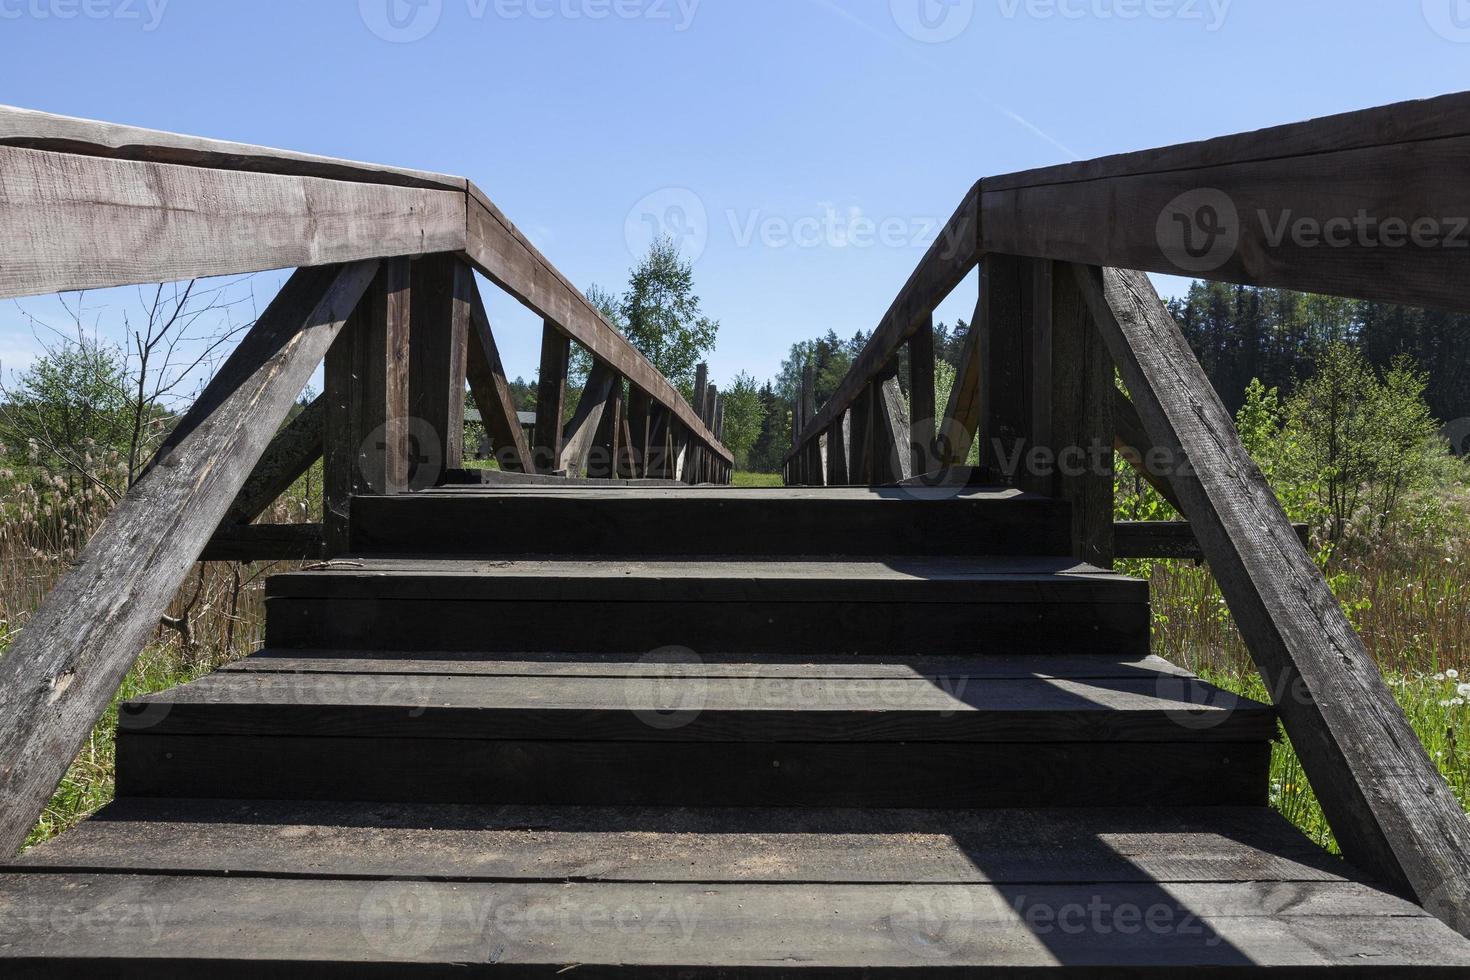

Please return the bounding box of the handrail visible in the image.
[788,91,1470,935]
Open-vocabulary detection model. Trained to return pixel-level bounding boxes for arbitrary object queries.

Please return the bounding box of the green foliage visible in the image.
[616,238,719,393]
[0,338,136,492]
[721,371,766,469]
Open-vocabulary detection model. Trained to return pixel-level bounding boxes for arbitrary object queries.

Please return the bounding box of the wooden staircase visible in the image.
[5,485,1467,975]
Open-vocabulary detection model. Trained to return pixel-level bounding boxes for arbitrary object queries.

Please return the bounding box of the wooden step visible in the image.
[5,801,1467,975]
[350,485,1075,557]
[114,654,1271,809]
[263,557,1151,655]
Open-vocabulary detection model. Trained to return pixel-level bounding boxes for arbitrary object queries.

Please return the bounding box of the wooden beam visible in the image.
[532,323,571,475]
[589,380,625,480]
[464,188,730,464]
[200,523,325,564]
[1048,262,1114,567]
[688,365,709,485]
[984,94,1470,313]
[0,104,465,192]
[980,255,1035,480]
[323,259,412,555]
[0,261,377,855]
[626,388,651,478]
[827,413,849,487]
[0,145,463,302]
[560,362,618,477]
[223,395,324,527]
[705,385,721,485]
[939,293,984,469]
[408,255,470,477]
[849,385,874,486]
[465,282,532,475]
[1073,263,1470,934]
[787,185,981,462]
[871,363,912,486]
[909,315,937,476]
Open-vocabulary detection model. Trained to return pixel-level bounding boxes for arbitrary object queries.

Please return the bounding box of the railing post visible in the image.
[849,384,873,486]
[827,413,849,486]
[533,321,571,475]
[979,254,1032,481]
[909,314,936,478]
[408,254,470,479]
[626,387,651,478]
[589,377,624,480]
[871,360,911,485]
[324,258,411,556]
[801,362,822,486]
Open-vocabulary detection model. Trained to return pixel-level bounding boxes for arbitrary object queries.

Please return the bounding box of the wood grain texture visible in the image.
[0,262,377,855]
[464,279,532,474]
[532,321,570,474]
[560,362,618,476]
[0,145,463,301]
[1074,263,1470,935]
[464,188,731,463]
[0,103,465,191]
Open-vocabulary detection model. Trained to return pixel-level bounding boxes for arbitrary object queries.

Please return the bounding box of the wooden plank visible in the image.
[2,874,1462,971]
[117,734,1266,808]
[0,144,462,301]
[221,395,324,527]
[848,384,874,485]
[705,385,721,484]
[531,321,570,475]
[123,670,1274,743]
[939,292,984,469]
[437,468,686,489]
[871,363,912,485]
[9,801,1349,887]
[266,595,1151,657]
[1049,261,1114,567]
[787,184,981,461]
[0,262,377,855]
[687,364,709,484]
[198,523,324,563]
[464,188,730,463]
[560,362,618,476]
[1115,386,1187,513]
[465,282,532,474]
[1073,263,1470,934]
[909,315,937,476]
[322,259,412,555]
[588,378,624,480]
[826,413,849,486]
[626,387,651,478]
[980,254,1030,477]
[407,254,469,476]
[0,103,465,191]
[984,135,1470,313]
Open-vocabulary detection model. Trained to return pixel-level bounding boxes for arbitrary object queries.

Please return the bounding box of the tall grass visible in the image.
[0,459,322,847]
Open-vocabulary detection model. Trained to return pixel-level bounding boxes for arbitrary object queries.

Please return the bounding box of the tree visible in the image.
[721,371,766,470]
[617,237,719,395]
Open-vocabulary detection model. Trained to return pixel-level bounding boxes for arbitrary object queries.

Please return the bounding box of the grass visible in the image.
[733,471,784,488]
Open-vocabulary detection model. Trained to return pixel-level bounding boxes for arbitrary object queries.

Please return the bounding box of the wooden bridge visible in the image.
[1,94,1469,974]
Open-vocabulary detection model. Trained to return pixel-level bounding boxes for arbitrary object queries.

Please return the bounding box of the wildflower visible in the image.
[1450,669,1462,680]
[1437,673,1449,682]
[1460,684,1470,698]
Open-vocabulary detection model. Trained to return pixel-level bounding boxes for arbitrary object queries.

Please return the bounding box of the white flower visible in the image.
[1459,684,1470,698]
[1450,669,1462,680]
[1436,673,1449,682]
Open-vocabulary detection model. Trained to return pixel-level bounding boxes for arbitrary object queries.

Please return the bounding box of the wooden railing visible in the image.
[0,105,732,854]
[787,92,1470,935]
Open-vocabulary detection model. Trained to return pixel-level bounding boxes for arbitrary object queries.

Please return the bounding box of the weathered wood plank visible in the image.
[1073,263,1470,934]
[826,414,849,486]
[909,315,937,476]
[848,384,874,485]
[221,395,324,527]
[0,261,377,855]
[407,255,469,477]
[560,362,618,476]
[0,145,463,301]
[323,259,412,555]
[980,254,1032,478]
[871,363,912,485]
[789,184,981,460]
[465,281,532,475]
[588,377,625,480]
[464,188,730,463]
[198,523,325,563]
[1049,262,1114,566]
[0,103,465,191]
[532,321,570,475]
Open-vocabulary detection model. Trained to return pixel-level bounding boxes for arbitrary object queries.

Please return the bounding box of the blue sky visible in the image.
[2,0,1468,391]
